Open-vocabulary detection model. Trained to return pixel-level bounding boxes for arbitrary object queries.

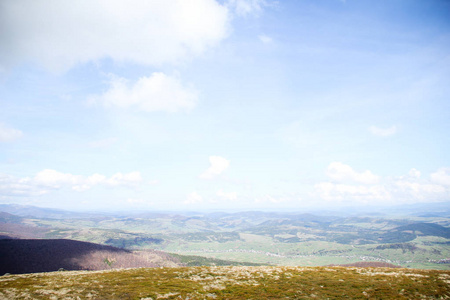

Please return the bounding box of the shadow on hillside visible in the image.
[0,239,165,274]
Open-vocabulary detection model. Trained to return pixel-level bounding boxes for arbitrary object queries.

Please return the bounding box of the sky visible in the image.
[0,0,449,212]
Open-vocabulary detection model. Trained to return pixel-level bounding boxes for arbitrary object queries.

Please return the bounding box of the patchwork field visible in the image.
[1,205,449,270]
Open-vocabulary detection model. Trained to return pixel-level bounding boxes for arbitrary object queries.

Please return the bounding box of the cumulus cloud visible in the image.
[0,170,143,197]
[0,123,23,142]
[326,162,379,184]
[185,191,203,204]
[315,164,450,204]
[89,73,198,113]
[431,168,450,186]
[34,169,84,189]
[104,171,142,187]
[254,194,290,204]
[408,168,421,178]
[34,169,142,191]
[314,182,391,203]
[0,0,229,72]
[227,0,265,16]
[258,34,273,44]
[369,125,397,137]
[394,180,445,200]
[0,174,45,197]
[216,189,237,201]
[199,156,230,179]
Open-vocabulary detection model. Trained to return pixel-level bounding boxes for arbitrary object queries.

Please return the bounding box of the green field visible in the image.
[1,209,449,270]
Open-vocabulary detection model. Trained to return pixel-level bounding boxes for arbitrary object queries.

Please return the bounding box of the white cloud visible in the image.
[408,168,421,178]
[394,180,445,200]
[227,0,265,16]
[200,156,230,179]
[0,170,143,197]
[0,123,23,142]
[216,189,237,201]
[185,191,203,204]
[34,169,83,189]
[314,182,391,203]
[258,34,273,44]
[315,164,450,204]
[369,125,397,137]
[0,174,45,197]
[89,73,198,113]
[104,171,142,187]
[0,0,229,72]
[326,162,379,184]
[254,194,289,204]
[431,168,450,186]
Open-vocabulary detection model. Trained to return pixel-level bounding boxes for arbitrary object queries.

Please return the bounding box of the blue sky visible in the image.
[0,0,449,211]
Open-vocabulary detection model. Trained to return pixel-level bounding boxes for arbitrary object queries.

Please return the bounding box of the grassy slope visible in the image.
[169,253,263,267]
[0,266,449,299]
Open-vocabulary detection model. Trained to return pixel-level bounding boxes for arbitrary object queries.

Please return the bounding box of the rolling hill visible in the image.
[1,204,449,270]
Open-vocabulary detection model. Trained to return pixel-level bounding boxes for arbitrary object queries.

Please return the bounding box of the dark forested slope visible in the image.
[0,239,177,274]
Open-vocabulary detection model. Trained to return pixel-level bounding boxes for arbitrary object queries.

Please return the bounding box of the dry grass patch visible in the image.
[0,266,449,299]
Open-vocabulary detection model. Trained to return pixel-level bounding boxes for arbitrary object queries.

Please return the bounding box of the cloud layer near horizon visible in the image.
[0,170,142,197]
[315,163,450,205]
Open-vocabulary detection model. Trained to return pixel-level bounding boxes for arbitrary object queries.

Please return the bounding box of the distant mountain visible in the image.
[385,201,450,217]
[0,211,23,223]
[0,204,98,219]
[2,201,449,219]
[394,223,450,239]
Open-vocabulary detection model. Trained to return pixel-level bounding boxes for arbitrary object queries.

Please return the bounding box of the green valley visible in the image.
[1,205,449,270]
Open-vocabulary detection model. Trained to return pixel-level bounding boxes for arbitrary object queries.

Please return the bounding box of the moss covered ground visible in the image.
[1,266,449,299]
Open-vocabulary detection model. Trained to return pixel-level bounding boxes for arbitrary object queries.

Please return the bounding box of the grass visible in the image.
[170,254,263,267]
[162,237,450,270]
[1,266,449,299]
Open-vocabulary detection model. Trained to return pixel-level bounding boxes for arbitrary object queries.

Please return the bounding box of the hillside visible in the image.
[0,238,264,275]
[1,266,449,299]
[1,205,449,269]
[0,239,179,274]
[394,223,450,239]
